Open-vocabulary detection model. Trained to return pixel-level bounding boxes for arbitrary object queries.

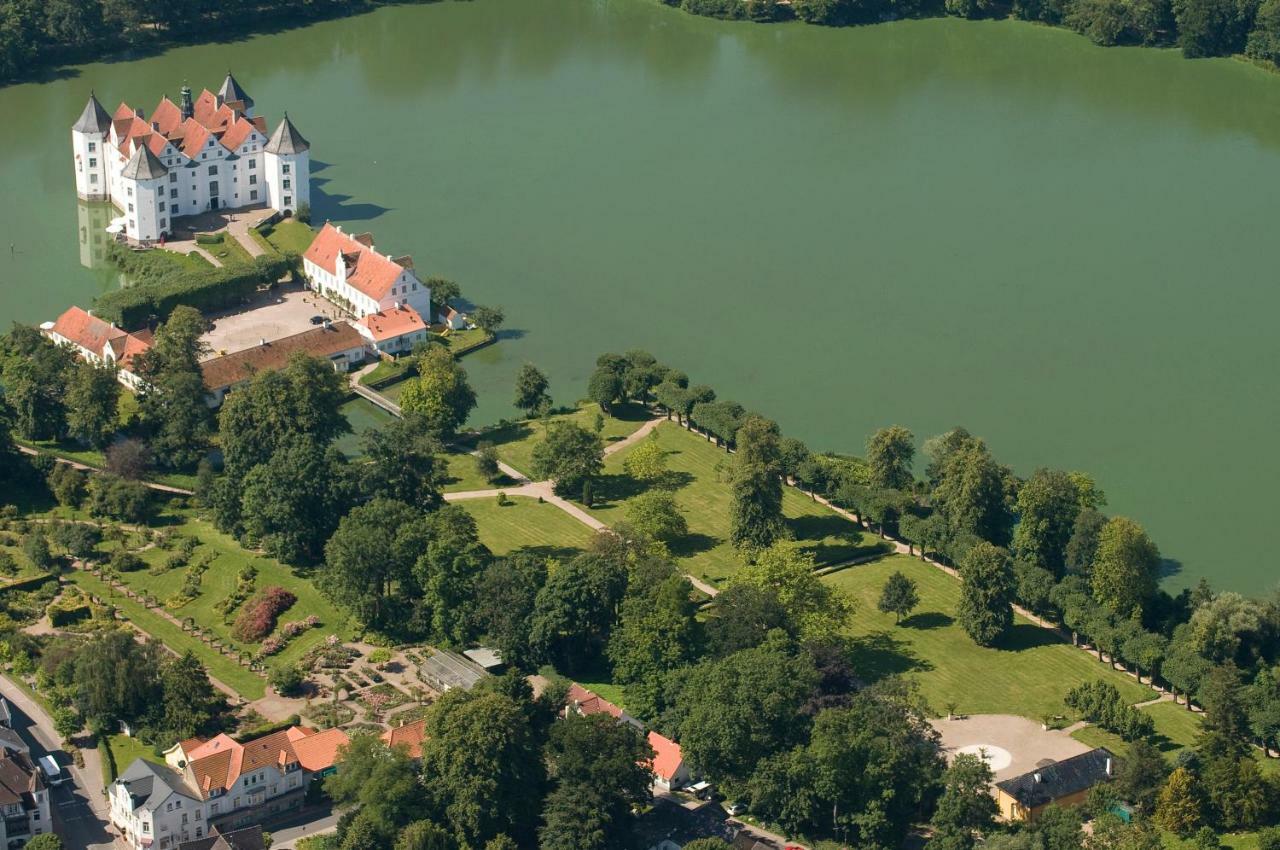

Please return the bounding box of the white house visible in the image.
[0,747,51,847]
[302,223,430,319]
[41,305,152,390]
[354,304,430,356]
[438,305,467,331]
[647,731,691,792]
[71,73,311,245]
[111,726,348,850]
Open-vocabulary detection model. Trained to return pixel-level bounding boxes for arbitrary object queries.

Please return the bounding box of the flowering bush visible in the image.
[231,586,297,643]
[281,615,320,638]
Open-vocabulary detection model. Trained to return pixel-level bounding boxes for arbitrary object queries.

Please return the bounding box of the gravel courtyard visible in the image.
[930,714,1092,781]
[200,286,346,359]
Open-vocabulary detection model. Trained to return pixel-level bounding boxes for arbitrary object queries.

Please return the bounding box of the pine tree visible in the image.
[1155,767,1204,837]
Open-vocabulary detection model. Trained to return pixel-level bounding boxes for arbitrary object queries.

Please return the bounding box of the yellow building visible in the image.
[995,747,1115,823]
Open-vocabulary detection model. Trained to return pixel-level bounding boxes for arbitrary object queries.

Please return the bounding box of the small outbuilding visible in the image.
[995,747,1115,822]
[420,649,490,693]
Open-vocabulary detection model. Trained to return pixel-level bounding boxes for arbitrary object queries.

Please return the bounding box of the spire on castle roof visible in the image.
[265,114,309,155]
[217,72,254,111]
[72,92,112,135]
[120,142,169,181]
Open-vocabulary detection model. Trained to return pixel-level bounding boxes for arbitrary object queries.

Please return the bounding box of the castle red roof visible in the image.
[304,223,411,303]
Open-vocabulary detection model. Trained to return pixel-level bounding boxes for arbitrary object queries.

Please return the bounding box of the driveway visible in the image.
[931,714,1091,782]
[0,680,115,849]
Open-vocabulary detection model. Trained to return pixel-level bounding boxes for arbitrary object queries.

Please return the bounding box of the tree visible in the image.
[1155,767,1204,836]
[1091,517,1159,618]
[866,425,915,491]
[538,784,611,850]
[24,837,65,850]
[23,532,53,572]
[1173,0,1256,56]
[0,325,77,441]
[608,573,701,719]
[320,499,428,631]
[1248,0,1280,60]
[528,553,627,672]
[732,544,852,641]
[159,651,223,742]
[327,732,426,836]
[625,491,688,543]
[932,438,1016,546]
[64,360,120,449]
[359,415,445,510]
[413,504,489,644]
[957,542,1015,646]
[421,689,545,848]
[1065,508,1107,576]
[475,442,501,483]
[400,346,477,437]
[241,435,353,564]
[135,306,213,468]
[86,474,154,524]
[471,305,505,334]
[530,421,603,498]
[105,438,153,480]
[671,635,818,784]
[878,570,920,624]
[1188,592,1266,666]
[1163,624,1213,710]
[71,630,162,732]
[587,368,623,415]
[543,714,653,847]
[1116,740,1168,813]
[270,663,306,697]
[705,584,792,658]
[931,753,998,850]
[512,363,551,418]
[470,554,547,670]
[394,821,455,850]
[730,416,787,553]
[622,439,667,483]
[1246,665,1280,755]
[1012,469,1081,576]
[427,276,462,309]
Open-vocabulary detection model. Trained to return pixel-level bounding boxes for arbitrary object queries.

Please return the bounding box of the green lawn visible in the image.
[263,219,316,255]
[458,497,599,560]
[1164,831,1262,850]
[69,513,354,699]
[441,327,492,355]
[458,402,651,480]
[103,733,159,782]
[441,452,517,493]
[587,422,888,585]
[823,555,1155,720]
[1072,699,1203,761]
[199,233,253,266]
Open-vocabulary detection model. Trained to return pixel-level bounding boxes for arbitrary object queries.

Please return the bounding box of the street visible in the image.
[1,680,115,849]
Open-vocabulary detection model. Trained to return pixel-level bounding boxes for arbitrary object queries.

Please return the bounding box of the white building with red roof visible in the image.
[354,304,431,355]
[647,730,692,792]
[71,73,310,244]
[41,305,152,390]
[302,223,431,320]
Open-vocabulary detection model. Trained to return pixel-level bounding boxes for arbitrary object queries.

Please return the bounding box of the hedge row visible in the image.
[95,253,298,327]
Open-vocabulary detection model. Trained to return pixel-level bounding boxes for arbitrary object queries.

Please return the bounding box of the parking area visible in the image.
[200,285,347,359]
[930,714,1091,781]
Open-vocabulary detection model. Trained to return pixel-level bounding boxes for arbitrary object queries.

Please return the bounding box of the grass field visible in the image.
[459,498,599,560]
[104,732,159,782]
[263,219,316,255]
[441,452,517,493]
[1072,699,1203,760]
[200,233,254,266]
[824,555,1155,720]
[588,422,888,585]
[457,402,651,480]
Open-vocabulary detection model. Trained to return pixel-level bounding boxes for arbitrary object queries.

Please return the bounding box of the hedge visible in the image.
[95,252,298,327]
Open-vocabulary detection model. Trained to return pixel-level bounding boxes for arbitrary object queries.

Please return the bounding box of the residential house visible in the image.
[647,731,691,792]
[380,719,428,760]
[178,824,266,850]
[0,729,27,756]
[995,747,1114,823]
[437,305,467,331]
[0,747,50,847]
[113,726,349,850]
[565,683,644,731]
[199,321,367,406]
[353,304,430,357]
[302,223,430,319]
[41,305,153,390]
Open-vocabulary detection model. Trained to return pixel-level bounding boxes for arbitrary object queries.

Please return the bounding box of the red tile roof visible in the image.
[357,305,426,342]
[151,97,183,135]
[566,683,624,721]
[177,119,213,158]
[113,102,136,120]
[200,321,366,391]
[304,224,410,303]
[381,719,428,759]
[647,731,683,781]
[192,89,220,126]
[46,306,150,369]
[292,728,349,772]
[221,116,261,152]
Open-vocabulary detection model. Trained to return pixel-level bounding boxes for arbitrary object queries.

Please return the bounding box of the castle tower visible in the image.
[71,92,112,201]
[119,143,170,244]
[180,85,193,121]
[217,71,255,117]
[263,113,310,215]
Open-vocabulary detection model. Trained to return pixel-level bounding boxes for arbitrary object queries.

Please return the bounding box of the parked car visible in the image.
[726,802,748,816]
[310,315,327,325]
[37,755,64,786]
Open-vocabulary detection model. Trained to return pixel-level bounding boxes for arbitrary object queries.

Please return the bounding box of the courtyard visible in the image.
[200,284,346,359]
[931,714,1092,781]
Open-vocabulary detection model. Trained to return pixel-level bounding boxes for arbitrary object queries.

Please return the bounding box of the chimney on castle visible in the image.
[180,85,193,121]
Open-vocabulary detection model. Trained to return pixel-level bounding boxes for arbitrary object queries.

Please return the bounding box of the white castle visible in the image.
[71,73,310,245]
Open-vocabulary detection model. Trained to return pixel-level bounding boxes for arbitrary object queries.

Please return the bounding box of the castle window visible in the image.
[284,196,292,206]
[126,186,133,197]
[249,159,256,169]
[170,189,177,199]
[88,142,96,152]
[159,201,166,212]
[283,179,291,190]
[169,172,177,183]
[208,165,218,175]
[129,219,134,228]
[127,203,134,212]
[160,219,167,229]
[283,164,291,174]
[201,153,206,160]
[90,174,98,184]
[250,190,258,201]
[249,175,257,186]
[89,157,97,168]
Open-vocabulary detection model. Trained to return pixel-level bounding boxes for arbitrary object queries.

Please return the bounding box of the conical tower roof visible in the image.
[73,92,112,134]
[265,114,309,155]
[120,142,169,181]
[217,71,254,110]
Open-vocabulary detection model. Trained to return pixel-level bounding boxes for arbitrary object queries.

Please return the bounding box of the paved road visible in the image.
[266,806,339,848]
[0,680,114,849]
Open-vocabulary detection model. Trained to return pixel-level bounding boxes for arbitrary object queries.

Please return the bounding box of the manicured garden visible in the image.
[823,555,1155,720]
[261,218,317,256]
[459,498,600,559]
[588,422,889,585]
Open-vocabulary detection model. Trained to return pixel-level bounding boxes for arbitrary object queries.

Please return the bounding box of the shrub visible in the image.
[1065,680,1155,741]
[270,664,306,697]
[110,549,145,573]
[367,648,392,666]
[0,553,16,577]
[232,586,297,643]
[86,475,153,524]
[216,565,258,620]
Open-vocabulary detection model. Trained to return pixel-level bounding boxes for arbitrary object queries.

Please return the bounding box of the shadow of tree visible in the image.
[997,623,1065,652]
[512,543,585,562]
[592,473,648,506]
[848,630,932,682]
[669,532,721,561]
[901,611,953,630]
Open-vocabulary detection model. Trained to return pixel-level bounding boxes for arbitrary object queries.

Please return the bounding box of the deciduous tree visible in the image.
[530,421,602,499]
[866,425,916,491]
[878,570,920,624]
[1091,517,1159,618]
[513,363,551,418]
[64,360,120,449]
[1012,468,1081,576]
[625,491,687,544]
[930,753,998,850]
[957,542,1014,646]
[400,346,477,436]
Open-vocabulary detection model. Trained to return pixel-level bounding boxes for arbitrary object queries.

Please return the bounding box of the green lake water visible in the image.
[3,0,1279,591]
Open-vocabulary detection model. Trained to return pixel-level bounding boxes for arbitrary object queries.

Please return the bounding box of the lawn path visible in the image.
[15,445,194,495]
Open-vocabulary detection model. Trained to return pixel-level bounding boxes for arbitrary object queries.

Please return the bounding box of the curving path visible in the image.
[15,445,195,495]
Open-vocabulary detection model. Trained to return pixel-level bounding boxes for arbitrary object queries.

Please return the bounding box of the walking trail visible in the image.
[15,445,194,495]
